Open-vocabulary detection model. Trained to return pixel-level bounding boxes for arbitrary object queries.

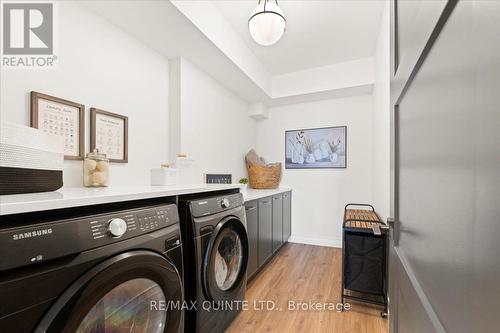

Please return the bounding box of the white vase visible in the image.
[319,141,330,159]
[306,153,316,164]
[330,153,338,162]
[291,153,298,163]
[291,148,300,163]
[292,145,305,164]
[313,148,323,161]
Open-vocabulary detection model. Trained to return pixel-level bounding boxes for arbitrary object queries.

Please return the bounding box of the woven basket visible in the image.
[246,160,282,189]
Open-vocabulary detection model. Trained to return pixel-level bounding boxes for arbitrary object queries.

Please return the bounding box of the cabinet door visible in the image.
[245,200,258,278]
[282,192,291,242]
[272,194,283,253]
[258,198,273,266]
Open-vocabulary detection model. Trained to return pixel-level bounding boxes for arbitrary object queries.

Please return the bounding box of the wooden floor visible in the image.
[227,243,388,333]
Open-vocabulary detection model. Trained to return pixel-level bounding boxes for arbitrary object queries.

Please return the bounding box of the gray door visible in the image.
[258,198,273,266]
[272,194,283,252]
[282,192,291,242]
[245,201,258,278]
[389,1,500,332]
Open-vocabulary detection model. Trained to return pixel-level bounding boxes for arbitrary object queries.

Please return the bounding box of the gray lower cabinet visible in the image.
[272,194,283,252]
[245,200,258,278]
[282,191,291,242]
[248,192,292,278]
[258,197,273,266]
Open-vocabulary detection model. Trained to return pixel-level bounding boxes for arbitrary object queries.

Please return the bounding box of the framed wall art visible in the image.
[90,108,128,163]
[285,126,347,169]
[30,91,85,160]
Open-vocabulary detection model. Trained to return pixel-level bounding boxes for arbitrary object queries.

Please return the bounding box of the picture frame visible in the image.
[30,91,85,160]
[285,126,347,169]
[90,108,128,163]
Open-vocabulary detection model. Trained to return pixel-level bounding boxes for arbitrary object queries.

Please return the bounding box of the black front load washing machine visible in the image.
[0,200,184,333]
[179,192,248,333]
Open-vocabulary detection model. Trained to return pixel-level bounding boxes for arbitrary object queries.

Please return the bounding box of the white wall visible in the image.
[0,2,170,187]
[272,57,375,98]
[171,0,271,94]
[256,95,374,247]
[372,1,391,220]
[0,2,389,242]
[179,59,255,182]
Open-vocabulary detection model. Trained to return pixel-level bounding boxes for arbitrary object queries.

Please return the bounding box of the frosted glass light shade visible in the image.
[248,1,286,46]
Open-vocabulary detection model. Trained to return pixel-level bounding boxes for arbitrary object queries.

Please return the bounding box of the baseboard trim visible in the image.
[288,235,342,248]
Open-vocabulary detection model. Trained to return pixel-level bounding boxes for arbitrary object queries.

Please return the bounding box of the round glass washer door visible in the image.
[76,278,166,333]
[213,227,243,291]
[204,217,249,299]
[36,251,183,333]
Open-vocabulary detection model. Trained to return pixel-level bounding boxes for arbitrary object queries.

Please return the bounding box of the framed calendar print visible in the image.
[90,108,128,163]
[30,91,85,160]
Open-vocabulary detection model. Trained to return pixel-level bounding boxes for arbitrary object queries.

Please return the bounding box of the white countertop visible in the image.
[0,184,242,216]
[242,187,292,202]
[0,184,292,216]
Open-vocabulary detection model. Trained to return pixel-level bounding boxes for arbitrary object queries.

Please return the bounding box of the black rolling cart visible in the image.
[340,203,389,318]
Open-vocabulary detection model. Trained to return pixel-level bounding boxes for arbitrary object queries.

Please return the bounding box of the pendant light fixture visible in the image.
[248,0,286,46]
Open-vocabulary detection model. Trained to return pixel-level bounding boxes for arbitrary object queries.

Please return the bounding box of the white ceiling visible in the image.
[212,0,385,75]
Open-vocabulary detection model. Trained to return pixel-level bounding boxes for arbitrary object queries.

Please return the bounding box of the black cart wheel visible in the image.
[381,312,387,318]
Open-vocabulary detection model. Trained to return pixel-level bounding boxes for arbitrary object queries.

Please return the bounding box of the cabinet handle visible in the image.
[261,200,270,204]
[246,207,257,211]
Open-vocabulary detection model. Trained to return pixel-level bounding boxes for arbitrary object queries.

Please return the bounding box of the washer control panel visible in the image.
[137,206,171,232]
[88,205,176,241]
[190,193,243,217]
[89,213,135,240]
[107,218,128,238]
[220,198,230,209]
[0,203,179,272]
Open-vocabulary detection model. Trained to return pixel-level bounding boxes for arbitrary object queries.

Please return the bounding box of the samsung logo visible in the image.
[12,228,53,241]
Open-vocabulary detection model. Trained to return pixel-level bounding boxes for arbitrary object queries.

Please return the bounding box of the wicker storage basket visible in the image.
[246,160,282,189]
